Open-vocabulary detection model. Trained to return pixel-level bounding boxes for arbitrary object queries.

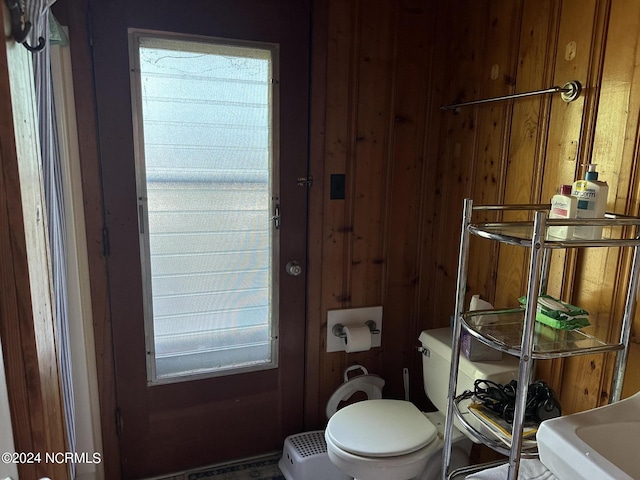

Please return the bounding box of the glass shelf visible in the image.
[469,220,640,248]
[452,396,539,459]
[461,309,624,359]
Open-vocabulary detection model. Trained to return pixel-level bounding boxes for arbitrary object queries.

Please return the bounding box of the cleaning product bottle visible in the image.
[571,164,609,239]
[547,184,577,240]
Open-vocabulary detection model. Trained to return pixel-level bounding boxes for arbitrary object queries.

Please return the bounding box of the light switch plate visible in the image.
[326,306,383,353]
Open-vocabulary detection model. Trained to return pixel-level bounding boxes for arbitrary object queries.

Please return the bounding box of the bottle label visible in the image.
[551,206,568,217]
[577,199,594,211]
[573,181,596,199]
[573,181,597,214]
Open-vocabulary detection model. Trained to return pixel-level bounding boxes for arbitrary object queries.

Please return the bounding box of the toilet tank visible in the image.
[418,327,519,415]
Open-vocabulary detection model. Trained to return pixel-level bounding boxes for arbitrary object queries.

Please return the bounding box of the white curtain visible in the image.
[25,1,76,478]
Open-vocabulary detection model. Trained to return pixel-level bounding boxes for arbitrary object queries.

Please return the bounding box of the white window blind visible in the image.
[130,33,278,383]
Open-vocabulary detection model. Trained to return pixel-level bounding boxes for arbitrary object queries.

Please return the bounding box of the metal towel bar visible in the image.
[441,80,581,112]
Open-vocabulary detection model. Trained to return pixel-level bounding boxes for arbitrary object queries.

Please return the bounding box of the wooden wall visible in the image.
[306,0,441,425]
[306,0,640,427]
[424,0,640,413]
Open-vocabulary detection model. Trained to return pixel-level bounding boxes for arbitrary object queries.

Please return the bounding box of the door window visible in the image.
[129,33,279,384]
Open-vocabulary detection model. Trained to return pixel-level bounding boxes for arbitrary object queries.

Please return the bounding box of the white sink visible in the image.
[537,391,640,480]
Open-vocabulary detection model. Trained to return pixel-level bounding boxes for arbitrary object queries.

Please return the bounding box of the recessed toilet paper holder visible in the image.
[332,320,380,340]
[326,306,383,352]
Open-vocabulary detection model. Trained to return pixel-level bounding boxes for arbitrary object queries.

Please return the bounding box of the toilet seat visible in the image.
[325,365,385,419]
[325,399,438,457]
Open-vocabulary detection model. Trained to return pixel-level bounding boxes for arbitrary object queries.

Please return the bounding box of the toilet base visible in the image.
[415,411,472,480]
[327,437,471,480]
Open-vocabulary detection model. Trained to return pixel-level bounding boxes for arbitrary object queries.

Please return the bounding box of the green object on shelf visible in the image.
[518,294,590,330]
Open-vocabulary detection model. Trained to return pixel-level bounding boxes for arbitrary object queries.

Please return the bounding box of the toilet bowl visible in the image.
[326,406,472,480]
[324,327,520,480]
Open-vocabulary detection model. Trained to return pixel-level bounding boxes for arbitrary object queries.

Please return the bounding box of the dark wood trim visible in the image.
[52,0,123,477]
[305,0,329,430]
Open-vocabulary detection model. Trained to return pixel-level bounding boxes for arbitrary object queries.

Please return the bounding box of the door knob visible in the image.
[286,261,303,276]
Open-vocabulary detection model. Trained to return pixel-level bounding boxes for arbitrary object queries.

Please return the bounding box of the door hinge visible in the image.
[297,175,313,187]
[102,226,110,258]
[115,407,123,435]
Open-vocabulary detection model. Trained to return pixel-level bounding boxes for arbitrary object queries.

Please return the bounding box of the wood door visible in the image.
[89,1,310,477]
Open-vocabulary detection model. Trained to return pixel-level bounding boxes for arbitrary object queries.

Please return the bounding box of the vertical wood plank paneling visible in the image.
[594,0,640,215]
[345,0,396,377]
[349,0,394,308]
[309,0,640,415]
[316,0,359,421]
[465,0,522,305]
[534,0,601,397]
[321,0,356,310]
[416,0,447,331]
[601,0,640,401]
[429,0,488,323]
[381,0,432,401]
[566,0,640,409]
[541,0,596,199]
[494,0,556,308]
[559,0,622,413]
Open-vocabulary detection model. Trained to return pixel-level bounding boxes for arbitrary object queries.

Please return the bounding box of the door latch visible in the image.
[272,204,280,229]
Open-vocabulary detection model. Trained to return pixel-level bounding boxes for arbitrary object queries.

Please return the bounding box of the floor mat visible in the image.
[187,454,285,480]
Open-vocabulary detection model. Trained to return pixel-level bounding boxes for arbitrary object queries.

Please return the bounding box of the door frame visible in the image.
[51,0,123,476]
[0,4,69,479]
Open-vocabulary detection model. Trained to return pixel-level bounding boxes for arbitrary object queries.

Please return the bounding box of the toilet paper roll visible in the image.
[343,325,372,353]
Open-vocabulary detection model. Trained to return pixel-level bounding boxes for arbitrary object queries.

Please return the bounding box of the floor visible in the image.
[151,452,286,480]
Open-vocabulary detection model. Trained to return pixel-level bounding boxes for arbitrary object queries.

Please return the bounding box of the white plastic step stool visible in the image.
[278,430,351,480]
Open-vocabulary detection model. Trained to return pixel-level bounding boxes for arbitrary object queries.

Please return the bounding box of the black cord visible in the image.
[461,379,561,424]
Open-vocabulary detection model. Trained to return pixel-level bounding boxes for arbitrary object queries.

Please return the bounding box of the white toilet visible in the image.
[324,327,520,480]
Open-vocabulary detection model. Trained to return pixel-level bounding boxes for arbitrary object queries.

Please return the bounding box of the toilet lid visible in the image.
[325,399,438,457]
